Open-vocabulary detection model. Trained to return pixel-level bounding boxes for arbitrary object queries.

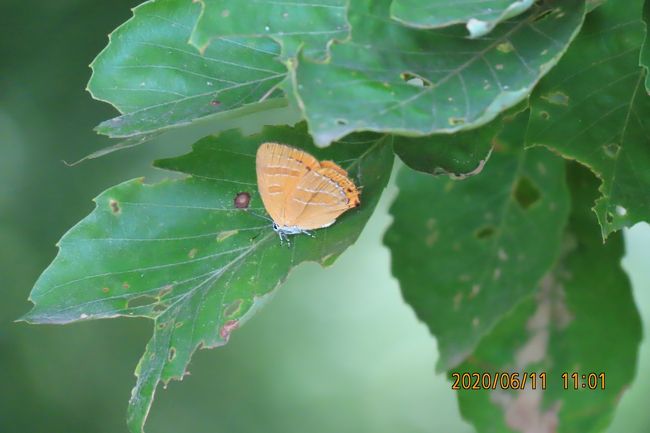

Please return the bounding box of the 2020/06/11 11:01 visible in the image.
[450,372,606,390]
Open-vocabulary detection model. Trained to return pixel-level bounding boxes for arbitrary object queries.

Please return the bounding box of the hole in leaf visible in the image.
[602,143,620,158]
[513,176,541,210]
[475,226,496,239]
[336,119,348,126]
[400,72,431,88]
[224,299,243,318]
[168,347,177,362]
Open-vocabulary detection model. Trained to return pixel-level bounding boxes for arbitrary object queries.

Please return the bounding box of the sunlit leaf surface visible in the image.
[294,0,586,146]
[88,0,286,138]
[189,0,350,60]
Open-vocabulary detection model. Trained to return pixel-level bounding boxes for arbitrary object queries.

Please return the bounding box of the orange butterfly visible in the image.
[256,142,360,244]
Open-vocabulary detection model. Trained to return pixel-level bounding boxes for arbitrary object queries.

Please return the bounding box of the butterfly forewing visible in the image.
[256,142,360,232]
[257,143,315,225]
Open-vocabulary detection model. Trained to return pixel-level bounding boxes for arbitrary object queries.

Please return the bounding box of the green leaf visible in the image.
[293,0,586,146]
[526,0,650,238]
[393,102,528,177]
[189,0,350,61]
[389,0,535,38]
[393,122,496,178]
[384,112,571,370]
[22,123,394,433]
[88,0,286,138]
[454,163,642,433]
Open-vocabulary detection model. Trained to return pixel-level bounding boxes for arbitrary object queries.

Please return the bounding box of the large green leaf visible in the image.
[88,0,286,138]
[293,0,586,146]
[526,0,650,237]
[384,112,570,370]
[22,123,394,433]
[189,0,350,60]
[454,164,642,433]
[389,0,534,38]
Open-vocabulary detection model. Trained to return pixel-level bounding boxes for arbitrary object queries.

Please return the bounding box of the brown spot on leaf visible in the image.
[234,192,251,209]
[159,284,174,298]
[102,287,110,294]
[188,248,198,259]
[220,320,239,341]
[109,199,121,215]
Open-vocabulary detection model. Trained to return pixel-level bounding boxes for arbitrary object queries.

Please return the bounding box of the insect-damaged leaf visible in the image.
[527,0,650,238]
[454,164,642,433]
[88,0,286,139]
[22,123,394,433]
[384,111,570,370]
[293,0,586,146]
[389,0,535,38]
[189,0,350,61]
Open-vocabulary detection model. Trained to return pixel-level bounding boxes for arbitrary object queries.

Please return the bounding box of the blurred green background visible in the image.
[1,1,648,432]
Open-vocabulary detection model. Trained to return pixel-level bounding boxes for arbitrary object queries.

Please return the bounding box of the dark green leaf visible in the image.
[384,112,570,370]
[189,0,350,60]
[88,0,286,138]
[23,123,394,433]
[393,124,496,178]
[393,102,528,177]
[454,164,642,433]
[389,0,535,38]
[293,0,586,146]
[526,0,650,237]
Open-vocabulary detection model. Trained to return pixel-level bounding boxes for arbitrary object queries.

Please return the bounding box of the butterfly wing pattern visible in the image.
[256,142,360,243]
